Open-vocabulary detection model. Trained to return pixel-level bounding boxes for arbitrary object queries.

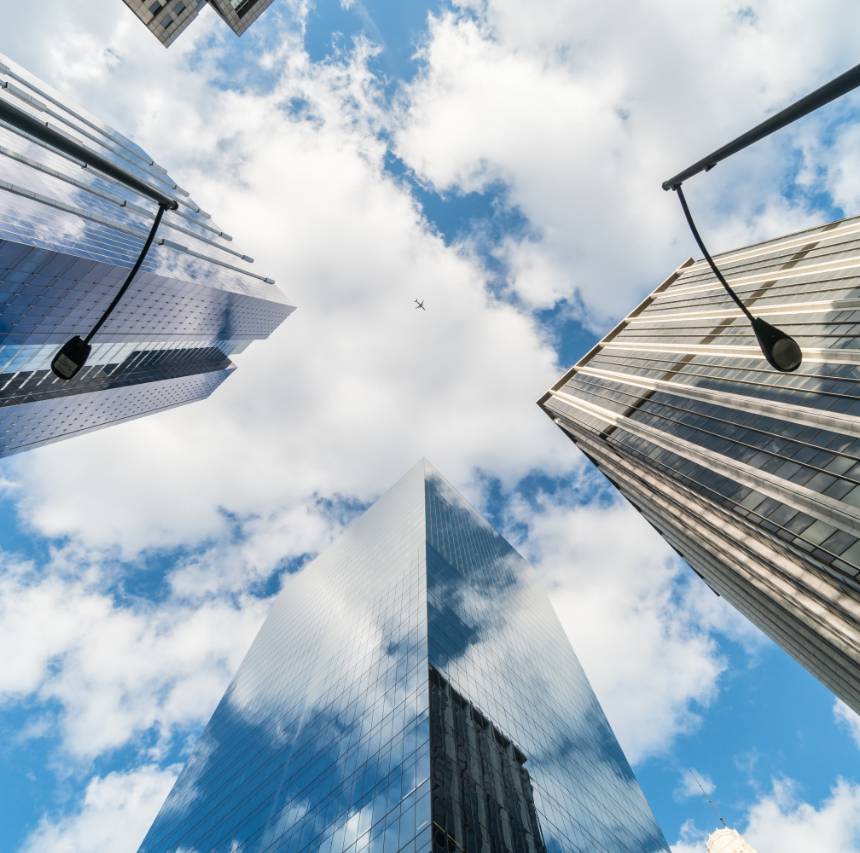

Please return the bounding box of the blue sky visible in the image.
[1,1,860,851]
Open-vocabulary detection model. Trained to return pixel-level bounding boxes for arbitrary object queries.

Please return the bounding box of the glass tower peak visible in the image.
[141,460,668,852]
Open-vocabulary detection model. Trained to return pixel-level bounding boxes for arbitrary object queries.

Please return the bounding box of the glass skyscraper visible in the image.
[540,215,860,714]
[141,460,669,852]
[122,0,276,47]
[0,53,293,457]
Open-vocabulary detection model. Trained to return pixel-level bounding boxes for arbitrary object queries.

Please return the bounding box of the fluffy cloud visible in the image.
[744,778,860,852]
[395,0,860,325]
[507,485,728,762]
[0,552,268,758]
[675,768,716,801]
[834,701,860,750]
[167,500,340,600]
[20,765,177,853]
[672,778,860,853]
[3,0,568,555]
[1,1,858,849]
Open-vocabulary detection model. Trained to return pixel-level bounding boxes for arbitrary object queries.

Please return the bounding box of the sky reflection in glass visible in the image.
[141,461,668,852]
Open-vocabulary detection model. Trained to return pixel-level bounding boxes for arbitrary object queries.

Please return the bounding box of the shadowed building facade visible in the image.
[121,0,276,47]
[0,53,293,457]
[539,216,860,713]
[141,461,669,852]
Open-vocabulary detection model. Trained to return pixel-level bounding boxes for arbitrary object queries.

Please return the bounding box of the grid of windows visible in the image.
[208,0,275,33]
[424,468,668,852]
[0,368,232,455]
[540,215,860,714]
[142,463,433,853]
[0,52,293,456]
[428,665,546,853]
[121,0,274,45]
[142,462,669,852]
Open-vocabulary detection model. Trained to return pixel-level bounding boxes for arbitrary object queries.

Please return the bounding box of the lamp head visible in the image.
[752,316,802,372]
[51,336,91,380]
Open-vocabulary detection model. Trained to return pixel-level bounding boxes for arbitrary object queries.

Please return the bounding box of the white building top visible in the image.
[707,827,758,853]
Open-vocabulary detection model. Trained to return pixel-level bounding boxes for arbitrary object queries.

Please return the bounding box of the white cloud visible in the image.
[675,768,716,801]
[834,700,860,750]
[3,0,858,575]
[0,552,268,758]
[745,777,860,853]
[672,778,860,853]
[1,4,858,849]
[3,3,569,556]
[168,500,340,600]
[21,764,178,853]
[671,818,709,853]
[395,1,860,326]
[507,487,726,762]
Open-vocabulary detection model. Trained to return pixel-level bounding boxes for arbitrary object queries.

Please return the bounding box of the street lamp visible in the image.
[662,61,860,372]
[50,202,171,379]
[0,94,178,380]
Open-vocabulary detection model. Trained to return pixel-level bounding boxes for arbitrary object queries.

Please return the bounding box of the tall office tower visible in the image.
[0,53,293,457]
[141,461,669,852]
[539,216,860,714]
[122,0,275,47]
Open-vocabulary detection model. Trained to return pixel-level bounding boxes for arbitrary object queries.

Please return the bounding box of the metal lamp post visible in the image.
[0,95,179,380]
[662,62,860,372]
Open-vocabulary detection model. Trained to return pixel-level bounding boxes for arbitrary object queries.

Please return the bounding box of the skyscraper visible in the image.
[122,0,275,47]
[0,53,293,457]
[141,461,669,852]
[539,215,860,713]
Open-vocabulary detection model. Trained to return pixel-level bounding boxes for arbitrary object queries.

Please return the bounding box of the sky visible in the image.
[0,0,859,851]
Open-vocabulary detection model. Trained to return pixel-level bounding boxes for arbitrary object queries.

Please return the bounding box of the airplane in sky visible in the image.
[414,299,426,311]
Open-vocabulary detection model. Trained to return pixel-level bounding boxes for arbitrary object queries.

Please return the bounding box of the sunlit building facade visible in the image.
[707,827,758,853]
[0,53,293,456]
[539,216,860,713]
[141,460,669,852]
[122,0,275,47]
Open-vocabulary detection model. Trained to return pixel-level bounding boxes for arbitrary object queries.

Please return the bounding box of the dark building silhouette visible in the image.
[429,665,546,853]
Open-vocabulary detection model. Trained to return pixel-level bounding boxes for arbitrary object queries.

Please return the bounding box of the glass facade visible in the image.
[141,461,669,852]
[540,216,860,714]
[0,53,293,456]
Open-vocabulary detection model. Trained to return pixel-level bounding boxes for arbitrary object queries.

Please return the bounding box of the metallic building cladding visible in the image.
[539,215,860,714]
[0,52,293,456]
[141,461,668,852]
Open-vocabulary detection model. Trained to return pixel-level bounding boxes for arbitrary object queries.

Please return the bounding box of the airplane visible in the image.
[414,299,426,311]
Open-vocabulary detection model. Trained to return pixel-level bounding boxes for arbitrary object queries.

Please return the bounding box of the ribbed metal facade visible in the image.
[539,216,860,714]
[0,53,293,456]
